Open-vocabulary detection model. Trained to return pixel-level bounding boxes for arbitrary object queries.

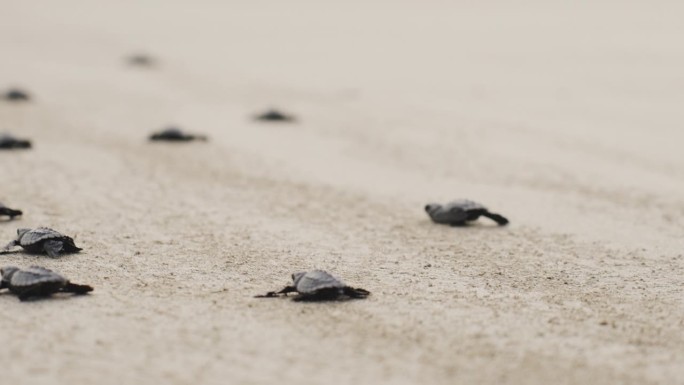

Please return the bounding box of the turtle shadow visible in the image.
[448,223,510,229]
[0,249,81,257]
[421,220,510,230]
[0,249,24,255]
[0,292,90,302]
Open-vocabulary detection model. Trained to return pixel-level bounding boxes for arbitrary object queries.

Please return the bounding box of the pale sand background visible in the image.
[1,1,684,384]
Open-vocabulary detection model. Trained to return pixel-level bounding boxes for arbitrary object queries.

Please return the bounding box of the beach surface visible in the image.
[1,1,683,384]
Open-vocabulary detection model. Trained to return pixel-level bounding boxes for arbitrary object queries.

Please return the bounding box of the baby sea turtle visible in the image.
[3,89,30,101]
[0,133,32,149]
[127,54,156,67]
[3,227,82,257]
[149,127,207,142]
[0,203,22,220]
[256,270,370,301]
[254,109,295,122]
[425,199,509,226]
[0,266,93,301]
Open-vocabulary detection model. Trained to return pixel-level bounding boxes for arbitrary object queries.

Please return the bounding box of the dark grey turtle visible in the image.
[0,133,32,149]
[3,227,82,257]
[3,89,30,101]
[0,202,22,220]
[425,199,509,226]
[256,270,370,301]
[127,54,156,67]
[0,266,93,301]
[254,109,295,122]
[149,127,207,142]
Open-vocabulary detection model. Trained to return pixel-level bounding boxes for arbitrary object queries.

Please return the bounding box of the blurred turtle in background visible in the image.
[254,108,296,122]
[425,199,509,226]
[2,88,30,102]
[0,133,31,149]
[0,266,93,301]
[149,127,207,142]
[0,202,22,220]
[256,270,370,301]
[127,53,156,67]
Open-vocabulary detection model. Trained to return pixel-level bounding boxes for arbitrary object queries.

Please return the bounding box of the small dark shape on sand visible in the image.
[0,203,22,220]
[254,109,295,122]
[425,199,509,226]
[3,227,82,258]
[0,134,31,149]
[149,127,207,142]
[256,270,370,301]
[3,89,30,101]
[1,266,93,301]
[127,54,156,67]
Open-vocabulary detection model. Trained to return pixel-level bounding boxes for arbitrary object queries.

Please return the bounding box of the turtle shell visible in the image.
[5,266,67,289]
[18,228,68,246]
[293,270,346,294]
[443,199,486,212]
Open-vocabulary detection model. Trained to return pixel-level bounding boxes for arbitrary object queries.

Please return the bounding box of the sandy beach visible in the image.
[1,1,683,384]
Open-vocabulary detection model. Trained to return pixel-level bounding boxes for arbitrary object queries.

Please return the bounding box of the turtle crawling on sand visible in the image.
[256,270,370,301]
[425,199,509,226]
[3,227,82,257]
[0,203,22,220]
[2,89,30,102]
[0,133,31,149]
[127,54,156,67]
[254,109,295,122]
[1,266,93,301]
[149,127,207,142]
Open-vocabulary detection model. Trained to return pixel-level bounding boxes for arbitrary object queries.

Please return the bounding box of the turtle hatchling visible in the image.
[425,199,509,226]
[0,202,22,220]
[0,133,31,149]
[0,266,93,301]
[3,88,30,101]
[254,108,295,122]
[149,127,207,142]
[127,53,156,67]
[3,227,82,257]
[256,270,370,301]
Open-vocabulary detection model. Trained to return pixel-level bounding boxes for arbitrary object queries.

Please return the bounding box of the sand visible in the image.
[1,1,683,384]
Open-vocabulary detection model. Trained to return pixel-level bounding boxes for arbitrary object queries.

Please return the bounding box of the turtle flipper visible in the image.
[254,285,297,298]
[14,140,31,149]
[481,211,509,226]
[8,208,22,218]
[0,207,22,218]
[60,238,82,253]
[16,287,41,301]
[43,240,64,257]
[343,287,370,299]
[2,240,18,252]
[62,282,93,295]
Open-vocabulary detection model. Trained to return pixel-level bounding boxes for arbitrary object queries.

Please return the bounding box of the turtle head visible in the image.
[292,272,307,285]
[424,203,441,214]
[16,228,31,238]
[0,266,19,281]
